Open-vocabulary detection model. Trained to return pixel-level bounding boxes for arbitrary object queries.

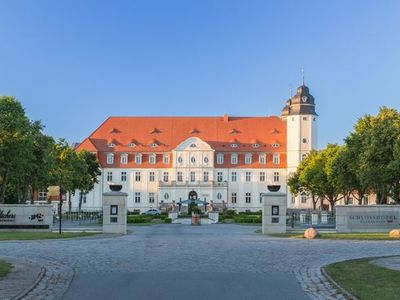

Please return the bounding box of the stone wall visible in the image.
[336,205,400,232]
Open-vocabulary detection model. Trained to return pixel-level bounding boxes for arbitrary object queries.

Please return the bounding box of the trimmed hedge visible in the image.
[233,215,262,223]
[127,216,152,223]
[164,218,172,224]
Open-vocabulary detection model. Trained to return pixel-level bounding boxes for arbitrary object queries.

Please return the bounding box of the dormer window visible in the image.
[135,153,142,164]
[163,154,169,164]
[217,153,224,164]
[120,153,128,164]
[108,143,116,147]
[230,143,238,148]
[272,143,280,148]
[150,143,157,148]
[106,153,114,164]
[190,143,197,148]
[244,153,252,165]
[231,153,238,165]
[252,143,259,148]
[149,154,156,164]
[259,153,266,164]
[128,143,136,147]
[273,154,280,165]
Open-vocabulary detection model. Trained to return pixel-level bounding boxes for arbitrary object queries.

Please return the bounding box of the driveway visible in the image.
[1,224,400,299]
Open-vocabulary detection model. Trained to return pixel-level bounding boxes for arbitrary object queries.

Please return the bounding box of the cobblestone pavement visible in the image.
[1,224,400,299]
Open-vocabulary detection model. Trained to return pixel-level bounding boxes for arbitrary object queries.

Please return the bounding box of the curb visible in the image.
[320,266,357,300]
[10,266,46,300]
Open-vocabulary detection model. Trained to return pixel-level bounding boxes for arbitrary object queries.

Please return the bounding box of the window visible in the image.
[259,193,263,204]
[149,153,156,164]
[177,171,183,182]
[163,154,169,164]
[273,172,280,182]
[245,153,252,164]
[303,116,308,121]
[273,154,280,165]
[217,153,224,164]
[150,143,157,148]
[164,192,169,200]
[231,172,237,182]
[203,171,209,182]
[259,154,266,164]
[217,172,223,182]
[163,172,169,182]
[135,154,142,164]
[302,138,308,144]
[230,143,238,148]
[121,171,127,182]
[178,156,183,164]
[120,153,128,164]
[191,156,196,164]
[149,172,155,182]
[38,191,47,201]
[203,156,209,164]
[135,171,141,182]
[231,153,238,165]
[347,196,353,205]
[107,171,113,182]
[106,153,114,164]
[190,171,195,182]
[149,192,155,204]
[245,193,251,203]
[108,143,116,147]
[259,172,265,182]
[245,172,251,182]
[135,192,141,203]
[291,194,296,204]
[128,142,136,147]
[272,143,280,148]
[252,144,259,148]
[190,143,197,148]
[217,193,222,200]
[301,192,307,204]
[231,193,237,204]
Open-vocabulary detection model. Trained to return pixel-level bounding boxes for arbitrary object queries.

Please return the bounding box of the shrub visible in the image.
[225,209,236,218]
[127,216,152,223]
[165,218,172,224]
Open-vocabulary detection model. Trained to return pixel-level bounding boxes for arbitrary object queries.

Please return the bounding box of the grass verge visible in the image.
[270,232,399,240]
[0,260,12,278]
[0,232,98,241]
[324,257,400,300]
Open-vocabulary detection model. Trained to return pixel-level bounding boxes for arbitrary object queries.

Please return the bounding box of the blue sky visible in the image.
[0,0,399,148]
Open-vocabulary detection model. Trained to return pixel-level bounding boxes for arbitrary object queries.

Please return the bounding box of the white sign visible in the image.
[0,204,53,232]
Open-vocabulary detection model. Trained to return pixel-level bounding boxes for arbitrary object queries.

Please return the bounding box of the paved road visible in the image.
[1,224,400,299]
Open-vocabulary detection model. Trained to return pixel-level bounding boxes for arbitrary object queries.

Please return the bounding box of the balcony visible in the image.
[159,180,228,188]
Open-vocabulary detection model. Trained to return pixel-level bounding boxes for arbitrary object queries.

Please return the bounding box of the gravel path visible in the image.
[1,224,399,299]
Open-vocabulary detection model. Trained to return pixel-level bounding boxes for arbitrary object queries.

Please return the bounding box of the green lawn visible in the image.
[0,260,12,278]
[0,232,98,241]
[325,258,400,300]
[270,232,399,240]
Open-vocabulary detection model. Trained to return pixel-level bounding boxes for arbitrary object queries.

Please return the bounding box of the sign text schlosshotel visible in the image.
[0,209,16,221]
[349,215,397,224]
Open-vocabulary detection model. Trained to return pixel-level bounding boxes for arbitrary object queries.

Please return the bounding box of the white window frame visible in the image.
[121,171,127,182]
[245,153,252,164]
[231,172,237,182]
[120,153,128,164]
[259,171,265,182]
[231,192,237,203]
[259,154,266,164]
[245,172,251,182]
[149,192,155,204]
[177,171,183,182]
[203,171,209,182]
[149,153,156,164]
[163,172,169,182]
[231,153,238,165]
[135,171,141,182]
[163,154,169,164]
[106,153,114,164]
[217,172,223,182]
[273,154,280,165]
[190,171,196,182]
[217,153,224,164]
[134,192,141,203]
[135,153,142,164]
[245,192,251,203]
[149,172,155,182]
[273,171,280,182]
[106,171,113,182]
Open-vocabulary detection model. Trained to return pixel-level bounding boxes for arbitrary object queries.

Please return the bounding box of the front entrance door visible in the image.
[188,191,198,200]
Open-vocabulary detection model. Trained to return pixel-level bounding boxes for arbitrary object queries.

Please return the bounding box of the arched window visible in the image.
[106,153,114,164]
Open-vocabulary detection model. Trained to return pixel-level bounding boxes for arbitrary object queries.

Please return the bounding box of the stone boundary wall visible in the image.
[336,205,400,232]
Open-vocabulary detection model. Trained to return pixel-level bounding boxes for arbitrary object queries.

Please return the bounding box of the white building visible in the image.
[72,84,318,212]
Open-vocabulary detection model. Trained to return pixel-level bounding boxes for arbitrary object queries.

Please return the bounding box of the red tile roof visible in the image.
[76,116,287,168]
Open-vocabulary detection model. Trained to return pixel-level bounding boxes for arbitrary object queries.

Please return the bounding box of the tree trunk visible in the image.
[311,194,317,210]
[68,192,72,213]
[0,167,10,204]
[78,191,83,213]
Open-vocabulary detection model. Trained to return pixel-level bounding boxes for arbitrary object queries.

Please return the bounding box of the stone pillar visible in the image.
[262,191,287,234]
[103,191,128,234]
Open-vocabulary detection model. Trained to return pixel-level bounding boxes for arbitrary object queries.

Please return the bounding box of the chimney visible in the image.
[223,113,229,122]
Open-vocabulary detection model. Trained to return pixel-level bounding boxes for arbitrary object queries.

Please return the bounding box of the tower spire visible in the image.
[301,68,305,85]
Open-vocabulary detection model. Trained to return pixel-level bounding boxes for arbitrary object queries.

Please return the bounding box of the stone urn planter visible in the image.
[191,213,201,225]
